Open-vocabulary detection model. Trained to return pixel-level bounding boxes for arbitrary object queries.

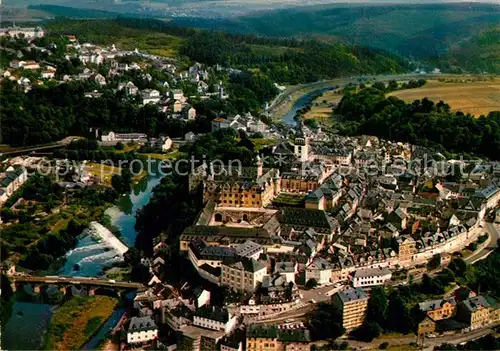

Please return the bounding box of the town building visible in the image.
[305,257,333,285]
[141,89,161,105]
[332,287,369,330]
[221,257,267,292]
[351,267,392,288]
[200,157,281,208]
[234,240,264,260]
[0,166,28,204]
[397,236,417,261]
[193,306,237,334]
[0,26,45,39]
[456,296,491,330]
[417,316,437,336]
[127,316,158,344]
[246,325,311,351]
[100,131,148,143]
[418,297,457,321]
[246,325,279,351]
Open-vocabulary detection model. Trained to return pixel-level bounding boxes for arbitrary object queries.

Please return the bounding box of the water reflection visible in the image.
[3,302,53,350]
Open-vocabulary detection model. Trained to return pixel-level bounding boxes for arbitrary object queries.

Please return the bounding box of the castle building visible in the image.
[199,156,281,208]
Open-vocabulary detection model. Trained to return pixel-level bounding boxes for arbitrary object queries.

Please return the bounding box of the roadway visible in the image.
[466,221,500,264]
[347,322,500,350]
[9,275,144,289]
[0,136,81,157]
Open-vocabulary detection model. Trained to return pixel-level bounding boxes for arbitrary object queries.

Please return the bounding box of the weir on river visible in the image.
[88,221,128,255]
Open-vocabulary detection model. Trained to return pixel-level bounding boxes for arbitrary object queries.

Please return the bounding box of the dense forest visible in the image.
[335,88,500,160]
[0,80,189,146]
[171,3,500,74]
[115,17,409,83]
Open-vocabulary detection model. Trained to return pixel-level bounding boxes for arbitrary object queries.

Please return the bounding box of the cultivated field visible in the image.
[388,79,500,117]
[304,89,343,120]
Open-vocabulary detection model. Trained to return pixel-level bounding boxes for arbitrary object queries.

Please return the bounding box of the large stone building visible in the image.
[332,287,369,330]
[194,157,281,208]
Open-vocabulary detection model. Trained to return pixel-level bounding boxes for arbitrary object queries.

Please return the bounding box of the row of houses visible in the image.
[0,167,28,206]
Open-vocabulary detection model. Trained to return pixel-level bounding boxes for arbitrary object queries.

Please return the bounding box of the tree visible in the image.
[448,258,467,277]
[115,141,125,150]
[421,274,445,295]
[387,292,413,334]
[308,302,345,340]
[372,81,386,92]
[427,254,441,271]
[306,278,318,289]
[351,321,381,342]
[304,118,319,130]
[366,286,388,329]
[388,80,399,91]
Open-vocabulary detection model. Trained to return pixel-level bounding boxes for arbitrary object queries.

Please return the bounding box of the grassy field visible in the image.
[272,193,307,207]
[44,296,118,351]
[85,162,122,186]
[304,89,343,120]
[142,151,184,161]
[388,79,500,117]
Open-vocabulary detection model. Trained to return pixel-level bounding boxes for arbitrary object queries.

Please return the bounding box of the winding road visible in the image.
[466,222,500,264]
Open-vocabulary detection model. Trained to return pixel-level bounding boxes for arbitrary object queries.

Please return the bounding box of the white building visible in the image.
[274,261,297,283]
[172,89,185,102]
[94,74,106,86]
[193,306,237,334]
[127,316,158,344]
[141,89,161,105]
[0,26,45,39]
[351,267,392,288]
[41,70,55,79]
[306,257,333,285]
[294,137,310,162]
[0,167,28,204]
[118,81,139,96]
[192,288,210,308]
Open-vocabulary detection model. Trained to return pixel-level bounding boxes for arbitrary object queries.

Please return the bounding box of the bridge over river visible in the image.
[9,275,144,291]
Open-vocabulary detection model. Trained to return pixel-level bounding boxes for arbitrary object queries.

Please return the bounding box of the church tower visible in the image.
[294,136,309,162]
[218,81,224,99]
[256,154,263,178]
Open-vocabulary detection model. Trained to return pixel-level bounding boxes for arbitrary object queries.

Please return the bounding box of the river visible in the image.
[281,86,335,126]
[3,165,164,350]
[59,167,164,277]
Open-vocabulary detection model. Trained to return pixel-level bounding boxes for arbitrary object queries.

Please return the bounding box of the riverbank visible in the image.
[271,79,345,120]
[44,296,118,350]
[59,165,164,277]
